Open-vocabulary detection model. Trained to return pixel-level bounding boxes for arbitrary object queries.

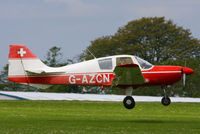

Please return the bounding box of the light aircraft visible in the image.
[8,45,194,109]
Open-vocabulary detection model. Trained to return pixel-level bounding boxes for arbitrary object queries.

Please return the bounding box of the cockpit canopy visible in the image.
[135,56,153,69]
[97,55,153,70]
[116,57,133,66]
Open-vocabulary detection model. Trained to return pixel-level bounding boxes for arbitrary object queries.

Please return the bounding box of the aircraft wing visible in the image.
[112,63,145,87]
[25,69,65,75]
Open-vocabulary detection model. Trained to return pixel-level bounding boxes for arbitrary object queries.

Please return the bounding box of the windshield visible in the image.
[135,56,153,69]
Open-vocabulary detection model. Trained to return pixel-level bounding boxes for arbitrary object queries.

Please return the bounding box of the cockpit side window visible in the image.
[98,58,112,70]
[116,57,133,66]
[135,56,153,69]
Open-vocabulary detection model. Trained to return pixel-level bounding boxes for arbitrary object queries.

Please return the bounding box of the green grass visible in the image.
[0,101,200,134]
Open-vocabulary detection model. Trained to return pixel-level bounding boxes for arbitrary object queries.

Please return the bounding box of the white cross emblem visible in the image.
[18,48,26,57]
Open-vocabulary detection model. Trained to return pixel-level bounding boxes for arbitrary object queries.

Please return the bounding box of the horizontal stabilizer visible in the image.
[112,63,145,87]
[25,69,65,75]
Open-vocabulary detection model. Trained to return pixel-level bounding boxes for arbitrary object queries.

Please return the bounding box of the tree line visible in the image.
[1,17,200,97]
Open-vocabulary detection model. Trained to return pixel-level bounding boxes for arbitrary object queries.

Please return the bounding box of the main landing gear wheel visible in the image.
[161,85,171,106]
[123,96,135,109]
[161,96,171,106]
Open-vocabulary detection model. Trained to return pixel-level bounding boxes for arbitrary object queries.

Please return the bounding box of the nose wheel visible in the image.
[123,96,135,109]
[161,96,171,106]
[161,86,171,106]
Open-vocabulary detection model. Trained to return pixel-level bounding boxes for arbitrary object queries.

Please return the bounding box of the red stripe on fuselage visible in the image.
[8,73,114,86]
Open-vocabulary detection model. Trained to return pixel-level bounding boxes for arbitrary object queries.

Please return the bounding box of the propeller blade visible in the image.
[183,60,187,87]
[183,73,186,87]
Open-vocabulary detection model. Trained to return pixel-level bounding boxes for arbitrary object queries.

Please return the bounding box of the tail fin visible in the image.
[8,45,51,89]
[8,45,47,76]
[9,45,38,59]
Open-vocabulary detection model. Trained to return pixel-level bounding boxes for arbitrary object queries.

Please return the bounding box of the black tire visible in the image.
[161,97,171,106]
[123,96,135,109]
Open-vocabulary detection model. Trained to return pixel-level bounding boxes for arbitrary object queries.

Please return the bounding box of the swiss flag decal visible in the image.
[9,45,38,59]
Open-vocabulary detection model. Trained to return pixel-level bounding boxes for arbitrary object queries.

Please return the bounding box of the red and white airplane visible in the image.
[8,45,194,109]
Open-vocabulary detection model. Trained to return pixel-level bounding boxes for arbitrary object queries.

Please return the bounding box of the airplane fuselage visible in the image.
[8,55,193,88]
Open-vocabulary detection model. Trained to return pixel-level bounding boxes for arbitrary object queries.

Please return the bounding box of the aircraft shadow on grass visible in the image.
[47,119,197,124]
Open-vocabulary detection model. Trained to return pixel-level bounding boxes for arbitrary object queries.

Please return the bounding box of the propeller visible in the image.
[180,60,194,87]
[182,61,187,87]
[182,72,186,86]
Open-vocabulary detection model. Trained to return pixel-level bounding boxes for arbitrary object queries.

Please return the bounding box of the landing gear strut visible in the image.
[123,87,135,109]
[161,86,171,106]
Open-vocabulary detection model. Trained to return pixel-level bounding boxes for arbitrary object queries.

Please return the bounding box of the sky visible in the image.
[0,0,200,70]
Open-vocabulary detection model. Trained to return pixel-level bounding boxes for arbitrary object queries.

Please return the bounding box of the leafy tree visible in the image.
[79,36,116,61]
[81,17,200,64]
[44,46,67,67]
[39,85,82,93]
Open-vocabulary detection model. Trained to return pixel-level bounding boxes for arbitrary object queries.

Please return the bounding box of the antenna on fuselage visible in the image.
[86,48,96,59]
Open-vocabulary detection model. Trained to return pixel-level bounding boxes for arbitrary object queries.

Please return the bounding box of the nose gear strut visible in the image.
[161,86,171,106]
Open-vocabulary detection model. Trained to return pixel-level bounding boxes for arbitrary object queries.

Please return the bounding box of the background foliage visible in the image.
[1,17,200,97]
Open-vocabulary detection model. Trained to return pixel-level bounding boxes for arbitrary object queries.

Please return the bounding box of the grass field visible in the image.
[0,101,200,134]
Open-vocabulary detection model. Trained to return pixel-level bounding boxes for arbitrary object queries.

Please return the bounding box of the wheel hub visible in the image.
[126,99,132,105]
[163,99,169,104]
